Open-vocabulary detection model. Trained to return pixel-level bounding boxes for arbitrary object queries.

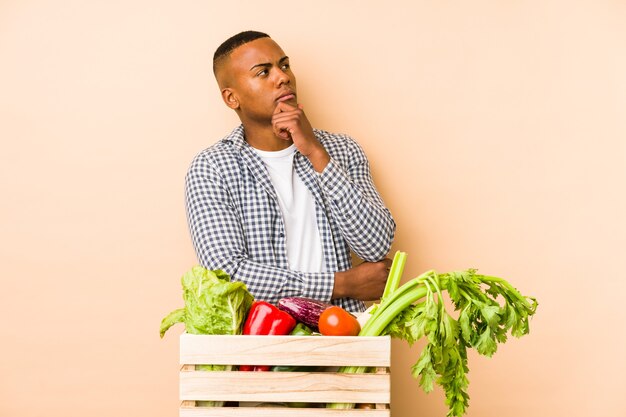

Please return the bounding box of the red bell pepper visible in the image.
[240,301,297,371]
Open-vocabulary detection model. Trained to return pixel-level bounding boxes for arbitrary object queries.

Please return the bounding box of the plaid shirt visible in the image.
[185,125,395,312]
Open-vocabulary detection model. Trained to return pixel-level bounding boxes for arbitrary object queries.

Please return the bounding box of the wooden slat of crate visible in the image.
[180,334,390,367]
[180,370,390,404]
[180,407,389,417]
[179,335,391,415]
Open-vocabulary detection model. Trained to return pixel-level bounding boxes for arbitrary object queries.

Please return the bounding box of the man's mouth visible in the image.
[276,92,296,102]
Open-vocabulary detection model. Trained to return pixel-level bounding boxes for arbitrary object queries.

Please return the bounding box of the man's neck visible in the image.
[242,121,293,151]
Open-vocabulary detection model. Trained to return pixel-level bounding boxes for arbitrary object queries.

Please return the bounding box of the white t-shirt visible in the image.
[252,144,326,273]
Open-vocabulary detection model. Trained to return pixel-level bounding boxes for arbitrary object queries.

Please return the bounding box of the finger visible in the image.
[272,114,301,126]
[272,117,301,133]
[272,115,299,128]
[272,110,299,119]
[273,102,285,115]
[272,107,301,118]
[276,127,292,140]
[273,109,302,121]
[274,127,294,140]
[274,101,297,114]
[272,120,295,139]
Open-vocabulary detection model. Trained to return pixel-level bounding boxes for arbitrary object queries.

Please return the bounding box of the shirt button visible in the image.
[279,232,285,238]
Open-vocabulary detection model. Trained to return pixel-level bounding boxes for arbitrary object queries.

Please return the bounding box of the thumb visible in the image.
[274,102,285,114]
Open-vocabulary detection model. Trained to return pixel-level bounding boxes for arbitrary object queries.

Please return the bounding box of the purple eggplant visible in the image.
[277,297,333,331]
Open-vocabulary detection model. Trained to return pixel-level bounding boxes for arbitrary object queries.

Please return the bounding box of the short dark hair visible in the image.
[213,30,270,75]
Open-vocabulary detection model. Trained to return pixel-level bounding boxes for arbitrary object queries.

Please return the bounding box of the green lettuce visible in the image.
[160,265,254,406]
[160,265,253,338]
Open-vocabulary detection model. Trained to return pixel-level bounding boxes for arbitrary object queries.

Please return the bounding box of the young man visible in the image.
[185,31,395,312]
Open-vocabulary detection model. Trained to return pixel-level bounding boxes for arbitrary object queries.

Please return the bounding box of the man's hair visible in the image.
[213,30,270,75]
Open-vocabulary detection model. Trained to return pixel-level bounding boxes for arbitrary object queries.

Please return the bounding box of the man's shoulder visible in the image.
[190,126,244,168]
[313,128,364,156]
[314,128,353,144]
[194,139,237,162]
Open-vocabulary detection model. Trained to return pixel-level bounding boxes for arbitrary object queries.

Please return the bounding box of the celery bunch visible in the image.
[330,251,538,417]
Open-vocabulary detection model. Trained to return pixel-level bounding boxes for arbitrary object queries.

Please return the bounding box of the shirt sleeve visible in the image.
[317,135,396,262]
[185,153,335,305]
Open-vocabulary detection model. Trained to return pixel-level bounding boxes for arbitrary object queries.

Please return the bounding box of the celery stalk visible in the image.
[328,256,538,416]
[328,273,430,410]
[381,251,407,301]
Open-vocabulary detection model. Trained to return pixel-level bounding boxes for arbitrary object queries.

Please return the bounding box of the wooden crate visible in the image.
[179,334,391,416]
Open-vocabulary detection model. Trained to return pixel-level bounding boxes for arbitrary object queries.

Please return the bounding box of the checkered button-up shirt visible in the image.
[185,125,395,312]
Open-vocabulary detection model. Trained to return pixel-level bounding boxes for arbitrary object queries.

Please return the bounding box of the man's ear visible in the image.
[221,88,239,110]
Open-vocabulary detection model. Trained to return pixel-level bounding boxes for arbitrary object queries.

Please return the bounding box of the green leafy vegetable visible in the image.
[329,252,538,416]
[381,250,407,302]
[160,266,253,338]
[160,265,254,406]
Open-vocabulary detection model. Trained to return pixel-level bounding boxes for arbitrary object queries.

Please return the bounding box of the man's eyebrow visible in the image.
[249,56,289,71]
[249,62,270,71]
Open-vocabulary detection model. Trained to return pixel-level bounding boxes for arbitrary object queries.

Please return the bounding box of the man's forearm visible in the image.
[318,159,396,261]
[197,251,335,305]
[307,145,331,173]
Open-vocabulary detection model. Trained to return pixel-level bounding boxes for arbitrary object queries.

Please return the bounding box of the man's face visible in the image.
[219,38,297,123]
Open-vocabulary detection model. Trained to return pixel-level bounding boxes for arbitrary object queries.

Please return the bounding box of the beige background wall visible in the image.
[1,1,625,416]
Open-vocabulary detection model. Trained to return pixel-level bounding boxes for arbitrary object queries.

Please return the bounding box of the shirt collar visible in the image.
[225,124,302,156]
[224,124,248,150]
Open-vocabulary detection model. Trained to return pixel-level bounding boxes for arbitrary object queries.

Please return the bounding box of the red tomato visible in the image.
[318,306,361,336]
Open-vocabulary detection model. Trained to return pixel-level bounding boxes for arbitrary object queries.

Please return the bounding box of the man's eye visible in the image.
[256,69,268,76]
[281,64,290,71]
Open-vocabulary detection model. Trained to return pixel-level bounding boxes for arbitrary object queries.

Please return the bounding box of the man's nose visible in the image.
[273,68,290,86]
